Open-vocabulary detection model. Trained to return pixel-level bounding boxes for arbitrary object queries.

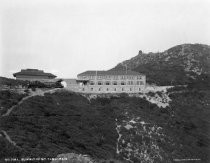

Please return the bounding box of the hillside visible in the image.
[112,44,210,85]
[0,77,64,116]
[0,85,210,162]
[0,77,29,88]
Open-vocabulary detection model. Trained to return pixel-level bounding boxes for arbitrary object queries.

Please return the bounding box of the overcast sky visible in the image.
[0,0,210,78]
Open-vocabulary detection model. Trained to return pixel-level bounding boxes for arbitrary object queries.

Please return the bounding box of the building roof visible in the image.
[13,69,57,78]
[77,70,144,76]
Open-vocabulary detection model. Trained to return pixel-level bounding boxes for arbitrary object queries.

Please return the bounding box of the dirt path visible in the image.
[0,88,61,149]
[0,130,21,148]
[2,88,60,117]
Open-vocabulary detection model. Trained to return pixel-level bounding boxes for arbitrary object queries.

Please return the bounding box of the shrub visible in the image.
[119,93,128,98]
[31,87,36,91]
[147,91,155,97]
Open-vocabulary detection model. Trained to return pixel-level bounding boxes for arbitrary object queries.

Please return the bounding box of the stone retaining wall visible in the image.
[65,84,145,93]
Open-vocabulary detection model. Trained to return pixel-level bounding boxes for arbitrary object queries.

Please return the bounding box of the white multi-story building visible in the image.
[65,70,146,93]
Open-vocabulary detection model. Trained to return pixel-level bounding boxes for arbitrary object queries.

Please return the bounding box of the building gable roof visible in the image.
[13,69,57,78]
[77,70,144,76]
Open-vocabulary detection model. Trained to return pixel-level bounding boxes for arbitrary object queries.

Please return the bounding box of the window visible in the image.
[90,81,94,85]
[137,76,142,79]
[82,88,85,91]
[105,81,110,85]
[90,76,94,79]
[97,76,102,79]
[99,88,101,91]
[107,88,109,91]
[140,81,144,85]
[130,88,132,91]
[121,81,126,85]
[114,88,117,91]
[113,76,118,80]
[139,88,141,91]
[113,81,117,85]
[137,81,144,85]
[91,88,93,91]
[128,81,133,85]
[122,88,124,91]
[121,76,126,80]
[98,81,103,85]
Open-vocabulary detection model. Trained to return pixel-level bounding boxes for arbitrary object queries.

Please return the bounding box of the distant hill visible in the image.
[112,44,210,85]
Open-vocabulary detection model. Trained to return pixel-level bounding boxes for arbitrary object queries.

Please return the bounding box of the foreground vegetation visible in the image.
[0,90,27,115]
[0,85,209,162]
[0,77,63,89]
[0,91,118,162]
[0,77,29,88]
[0,77,64,116]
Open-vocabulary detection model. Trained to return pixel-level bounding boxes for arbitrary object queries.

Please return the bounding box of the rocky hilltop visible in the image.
[112,44,210,85]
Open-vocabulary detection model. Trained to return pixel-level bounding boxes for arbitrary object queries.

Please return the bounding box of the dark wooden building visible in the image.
[13,69,57,81]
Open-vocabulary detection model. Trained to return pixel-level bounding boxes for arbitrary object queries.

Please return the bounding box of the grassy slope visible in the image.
[0,91,118,161]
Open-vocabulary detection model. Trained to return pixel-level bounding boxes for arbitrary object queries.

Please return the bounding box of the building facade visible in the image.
[66,70,146,93]
[13,69,57,82]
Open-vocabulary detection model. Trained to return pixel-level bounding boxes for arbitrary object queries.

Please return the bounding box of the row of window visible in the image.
[82,87,142,91]
[80,75,143,80]
[90,81,144,85]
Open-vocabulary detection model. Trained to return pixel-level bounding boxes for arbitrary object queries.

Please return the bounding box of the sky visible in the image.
[0,0,210,78]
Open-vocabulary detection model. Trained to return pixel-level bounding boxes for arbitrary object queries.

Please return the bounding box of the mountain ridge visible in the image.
[111,43,210,85]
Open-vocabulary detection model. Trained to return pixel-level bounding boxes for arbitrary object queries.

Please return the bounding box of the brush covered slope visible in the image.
[0,77,29,116]
[0,86,209,162]
[0,77,63,116]
[112,44,210,85]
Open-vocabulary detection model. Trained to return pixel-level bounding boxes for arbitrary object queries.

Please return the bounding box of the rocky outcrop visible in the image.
[112,44,210,85]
